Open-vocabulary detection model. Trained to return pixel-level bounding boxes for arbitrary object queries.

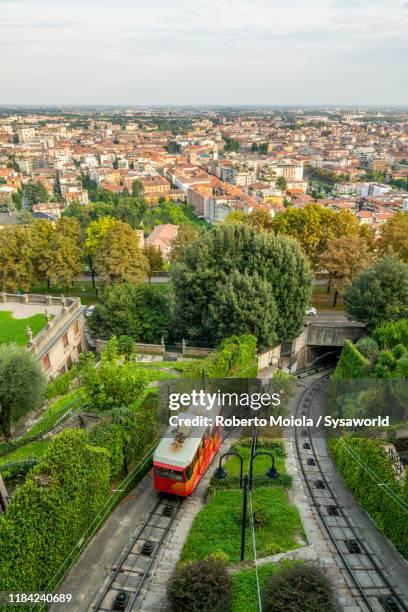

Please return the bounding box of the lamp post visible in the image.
[214,449,279,561]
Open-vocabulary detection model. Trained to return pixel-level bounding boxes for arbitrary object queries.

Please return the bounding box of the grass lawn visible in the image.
[147,282,171,296]
[30,281,97,305]
[130,360,195,372]
[231,561,301,612]
[179,487,304,564]
[210,443,290,490]
[312,284,344,311]
[29,279,171,305]
[130,387,158,412]
[22,389,84,439]
[0,311,47,345]
[0,439,50,466]
[132,367,180,383]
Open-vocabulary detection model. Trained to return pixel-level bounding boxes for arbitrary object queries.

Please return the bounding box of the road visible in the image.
[307,311,351,325]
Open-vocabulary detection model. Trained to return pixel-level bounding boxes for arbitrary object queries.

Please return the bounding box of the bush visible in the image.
[184,334,258,379]
[0,430,111,593]
[333,340,369,379]
[89,420,124,478]
[169,557,232,612]
[79,338,146,412]
[0,458,40,480]
[392,343,406,360]
[373,319,408,350]
[262,562,337,612]
[355,336,379,361]
[89,403,157,478]
[45,368,76,399]
[330,436,408,558]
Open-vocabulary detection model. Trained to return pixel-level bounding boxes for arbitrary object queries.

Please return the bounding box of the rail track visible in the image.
[90,421,241,612]
[91,493,182,611]
[294,371,408,612]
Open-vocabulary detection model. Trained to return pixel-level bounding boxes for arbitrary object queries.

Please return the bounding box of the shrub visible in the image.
[89,419,124,478]
[333,340,369,379]
[45,368,76,399]
[356,336,379,362]
[79,338,146,412]
[0,429,111,593]
[392,343,406,360]
[184,334,258,379]
[0,458,40,480]
[89,403,157,478]
[373,319,408,350]
[169,557,232,612]
[330,436,408,558]
[262,562,337,612]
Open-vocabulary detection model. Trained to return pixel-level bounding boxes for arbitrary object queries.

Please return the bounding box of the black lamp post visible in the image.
[214,449,279,561]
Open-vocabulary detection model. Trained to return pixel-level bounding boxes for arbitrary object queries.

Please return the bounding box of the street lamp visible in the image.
[214,449,279,561]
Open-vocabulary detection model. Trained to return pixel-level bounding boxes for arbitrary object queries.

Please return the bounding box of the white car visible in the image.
[85,305,95,318]
[306,306,317,316]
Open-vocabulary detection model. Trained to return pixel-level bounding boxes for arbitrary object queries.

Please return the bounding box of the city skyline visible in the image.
[2,0,408,106]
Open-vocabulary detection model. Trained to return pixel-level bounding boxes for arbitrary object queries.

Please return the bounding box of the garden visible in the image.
[0,310,47,345]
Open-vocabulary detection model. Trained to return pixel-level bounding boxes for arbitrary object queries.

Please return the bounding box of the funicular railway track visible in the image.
[92,493,182,611]
[91,413,241,611]
[294,372,408,612]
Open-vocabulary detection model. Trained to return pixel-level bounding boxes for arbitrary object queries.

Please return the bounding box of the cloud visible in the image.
[0,0,407,104]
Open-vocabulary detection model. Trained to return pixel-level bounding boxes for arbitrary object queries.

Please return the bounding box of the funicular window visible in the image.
[155,466,184,481]
[185,448,200,481]
[185,463,193,480]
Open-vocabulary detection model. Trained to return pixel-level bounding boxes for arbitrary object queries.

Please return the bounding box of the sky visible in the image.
[1,0,408,106]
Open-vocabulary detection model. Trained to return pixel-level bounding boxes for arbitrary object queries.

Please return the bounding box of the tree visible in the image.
[0,226,36,291]
[319,235,371,307]
[170,224,199,262]
[131,180,144,198]
[143,245,164,280]
[17,209,34,225]
[88,283,171,343]
[0,344,46,440]
[273,203,368,270]
[94,221,148,284]
[379,212,408,262]
[208,271,279,348]
[165,141,181,154]
[276,176,287,191]
[85,216,116,287]
[31,219,55,289]
[245,209,274,232]
[224,210,246,225]
[23,182,49,207]
[172,224,312,346]
[115,196,145,228]
[78,338,146,412]
[344,255,408,329]
[45,218,83,292]
[224,138,240,153]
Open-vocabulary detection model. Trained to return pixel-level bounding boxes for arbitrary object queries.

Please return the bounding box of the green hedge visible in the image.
[333,340,369,379]
[184,334,258,379]
[330,436,408,558]
[89,401,157,479]
[0,430,111,593]
[0,458,40,480]
[373,320,408,350]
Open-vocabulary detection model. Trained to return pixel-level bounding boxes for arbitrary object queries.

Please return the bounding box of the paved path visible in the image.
[0,303,62,318]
